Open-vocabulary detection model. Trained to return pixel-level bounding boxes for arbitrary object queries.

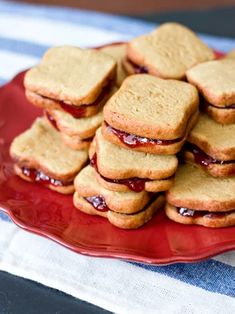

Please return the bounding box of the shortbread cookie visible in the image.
[184,113,235,177]
[166,163,235,227]
[90,128,177,192]
[124,23,214,79]
[45,108,103,139]
[10,118,88,194]
[99,43,128,86]
[186,59,235,124]
[74,192,165,229]
[73,165,165,229]
[24,46,116,118]
[103,74,199,154]
[61,133,92,150]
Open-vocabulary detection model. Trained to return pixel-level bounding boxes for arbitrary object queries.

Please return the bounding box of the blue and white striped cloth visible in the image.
[0,1,234,313]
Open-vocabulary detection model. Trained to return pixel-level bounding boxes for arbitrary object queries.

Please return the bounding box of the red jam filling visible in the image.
[214,50,225,59]
[105,122,183,148]
[45,111,59,130]
[85,194,159,214]
[90,153,148,192]
[126,57,148,74]
[204,102,235,110]
[185,143,235,167]
[85,195,110,212]
[21,166,72,187]
[41,81,112,119]
[177,207,234,219]
[46,111,93,142]
[90,153,172,192]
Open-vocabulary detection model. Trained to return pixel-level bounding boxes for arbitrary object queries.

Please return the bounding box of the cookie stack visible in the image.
[165,58,235,228]
[10,22,235,229]
[24,46,116,149]
[73,74,199,228]
[10,45,117,193]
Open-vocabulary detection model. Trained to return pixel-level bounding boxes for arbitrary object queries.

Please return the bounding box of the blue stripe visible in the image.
[0,36,49,58]
[0,212,11,222]
[1,0,235,52]
[0,77,7,86]
[0,1,154,37]
[133,260,235,297]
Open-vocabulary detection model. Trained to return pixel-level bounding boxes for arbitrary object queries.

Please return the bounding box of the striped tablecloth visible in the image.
[0,1,235,313]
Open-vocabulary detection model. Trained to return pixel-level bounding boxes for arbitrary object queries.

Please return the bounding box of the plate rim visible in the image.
[1,205,235,265]
[1,64,235,266]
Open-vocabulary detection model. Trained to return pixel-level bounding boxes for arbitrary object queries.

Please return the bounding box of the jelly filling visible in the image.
[85,195,110,212]
[105,122,183,148]
[40,81,112,119]
[90,154,172,192]
[204,102,235,110]
[85,194,159,214]
[21,166,72,187]
[45,111,59,130]
[46,111,93,142]
[177,207,234,219]
[125,57,148,74]
[185,143,235,167]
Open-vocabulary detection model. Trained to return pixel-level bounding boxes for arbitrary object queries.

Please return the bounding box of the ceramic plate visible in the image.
[0,70,234,265]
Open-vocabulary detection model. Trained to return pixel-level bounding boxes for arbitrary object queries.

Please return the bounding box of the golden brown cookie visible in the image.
[184,113,235,177]
[90,128,177,192]
[99,43,128,86]
[45,108,103,139]
[103,74,199,154]
[73,165,165,229]
[125,23,214,79]
[186,59,235,124]
[165,163,235,227]
[10,118,88,194]
[24,46,116,118]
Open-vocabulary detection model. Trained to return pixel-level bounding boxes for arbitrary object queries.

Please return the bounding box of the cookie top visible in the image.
[74,165,150,214]
[127,23,214,79]
[186,59,235,106]
[188,113,235,160]
[104,74,199,140]
[24,46,116,105]
[47,108,103,138]
[100,43,127,86]
[94,128,178,179]
[10,117,88,180]
[167,163,235,211]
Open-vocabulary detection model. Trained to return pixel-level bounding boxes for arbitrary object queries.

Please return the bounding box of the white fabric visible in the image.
[0,220,234,314]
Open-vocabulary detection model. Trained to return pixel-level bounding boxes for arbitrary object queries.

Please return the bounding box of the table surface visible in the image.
[1,5,235,314]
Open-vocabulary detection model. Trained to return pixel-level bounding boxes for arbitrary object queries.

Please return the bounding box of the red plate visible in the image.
[0,71,234,265]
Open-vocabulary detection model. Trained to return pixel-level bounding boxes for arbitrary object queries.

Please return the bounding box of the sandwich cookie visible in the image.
[184,113,235,177]
[90,128,178,192]
[24,46,116,118]
[99,43,128,87]
[123,23,214,80]
[165,163,235,228]
[73,165,165,229]
[186,59,235,124]
[103,74,199,154]
[10,118,88,194]
[45,108,103,150]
